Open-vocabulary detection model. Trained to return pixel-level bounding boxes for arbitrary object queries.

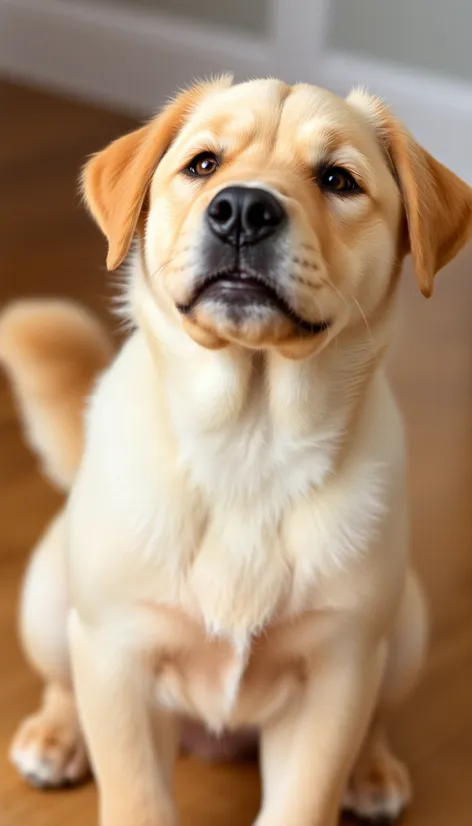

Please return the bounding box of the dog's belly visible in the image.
[154,621,306,733]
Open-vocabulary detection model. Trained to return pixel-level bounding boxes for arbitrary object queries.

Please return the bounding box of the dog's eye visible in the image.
[319,166,362,195]
[185,151,219,178]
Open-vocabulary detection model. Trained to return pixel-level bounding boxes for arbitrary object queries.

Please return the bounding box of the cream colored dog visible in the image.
[2,76,472,826]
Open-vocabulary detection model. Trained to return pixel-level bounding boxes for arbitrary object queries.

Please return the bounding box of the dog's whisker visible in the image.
[307,291,327,331]
[146,245,198,285]
[321,279,351,334]
[326,280,374,346]
[349,294,373,344]
[146,256,180,284]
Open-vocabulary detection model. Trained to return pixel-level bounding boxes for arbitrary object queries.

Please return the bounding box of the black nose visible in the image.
[207,186,286,246]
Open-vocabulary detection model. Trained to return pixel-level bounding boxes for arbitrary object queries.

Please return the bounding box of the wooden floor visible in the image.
[1,79,471,826]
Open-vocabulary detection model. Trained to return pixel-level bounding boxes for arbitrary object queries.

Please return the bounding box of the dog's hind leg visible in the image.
[343,570,428,822]
[0,300,113,787]
[9,510,90,788]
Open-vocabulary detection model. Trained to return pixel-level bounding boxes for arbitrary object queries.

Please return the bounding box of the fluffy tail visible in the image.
[0,300,113,491]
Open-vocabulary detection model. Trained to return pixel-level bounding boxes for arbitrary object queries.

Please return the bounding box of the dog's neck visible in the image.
[130,260,391,493]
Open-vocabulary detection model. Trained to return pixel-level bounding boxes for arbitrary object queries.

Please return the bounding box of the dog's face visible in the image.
[83,78,472,359]
[144,80,402,358]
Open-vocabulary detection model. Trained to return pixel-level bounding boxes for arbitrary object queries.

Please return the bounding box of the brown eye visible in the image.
[185,151,219,178]
[319,165,361,194]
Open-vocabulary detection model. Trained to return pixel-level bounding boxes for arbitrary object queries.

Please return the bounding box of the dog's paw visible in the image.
[10,711,89,789]
[343,745,411,823]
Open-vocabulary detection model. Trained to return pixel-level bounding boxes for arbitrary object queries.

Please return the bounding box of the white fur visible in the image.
[67,253,406,728]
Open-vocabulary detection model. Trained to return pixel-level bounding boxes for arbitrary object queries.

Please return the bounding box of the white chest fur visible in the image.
[73,327,405,731]
[84,332,397,641]
[162,345,344,630]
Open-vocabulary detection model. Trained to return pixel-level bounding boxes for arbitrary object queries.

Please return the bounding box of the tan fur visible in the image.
[0,301,113,489]
[348,88,472,296]
[83,77,233,271]
[3,78,472,826]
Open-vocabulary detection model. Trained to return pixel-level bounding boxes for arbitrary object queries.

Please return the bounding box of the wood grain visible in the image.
[1,79,471,826]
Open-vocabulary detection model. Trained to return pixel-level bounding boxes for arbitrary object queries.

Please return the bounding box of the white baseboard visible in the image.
[2,0,472,182]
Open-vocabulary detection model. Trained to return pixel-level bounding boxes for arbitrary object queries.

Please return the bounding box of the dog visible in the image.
[2,76,472,826]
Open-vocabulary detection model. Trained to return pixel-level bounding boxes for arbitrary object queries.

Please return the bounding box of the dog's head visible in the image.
[82,78,472,359]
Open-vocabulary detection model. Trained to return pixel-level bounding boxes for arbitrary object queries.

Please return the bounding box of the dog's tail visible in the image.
[0,300,113,491]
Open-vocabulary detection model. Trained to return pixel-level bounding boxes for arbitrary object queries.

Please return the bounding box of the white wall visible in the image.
[62,0,268,35]
[330,0,472,81]
[2,0,472,181]
[59,0,472,81]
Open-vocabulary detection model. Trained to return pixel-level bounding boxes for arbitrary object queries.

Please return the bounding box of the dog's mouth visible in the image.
[176,270,331,336]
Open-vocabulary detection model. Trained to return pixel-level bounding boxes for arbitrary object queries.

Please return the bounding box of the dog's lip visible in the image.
[176,270,331,336]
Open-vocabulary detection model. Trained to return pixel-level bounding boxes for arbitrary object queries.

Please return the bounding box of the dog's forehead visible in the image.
[177,79,376,156]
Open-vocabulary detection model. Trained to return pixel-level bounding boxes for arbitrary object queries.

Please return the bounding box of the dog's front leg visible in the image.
[255,636,385,826]
[69,610,178,826]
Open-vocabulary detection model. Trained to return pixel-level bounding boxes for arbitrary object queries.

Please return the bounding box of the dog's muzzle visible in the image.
[176,185,331,337]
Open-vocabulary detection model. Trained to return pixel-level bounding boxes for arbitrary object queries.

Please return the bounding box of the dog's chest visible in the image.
[154,612,313,733]
[106,342,391,730]
[171,395,345,638]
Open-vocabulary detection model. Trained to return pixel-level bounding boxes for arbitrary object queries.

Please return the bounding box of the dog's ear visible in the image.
[348,89,472,296]
[82,77,232,270]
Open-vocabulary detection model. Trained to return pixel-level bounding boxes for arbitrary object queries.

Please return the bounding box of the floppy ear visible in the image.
[82,77,232,270]
[348,89,472,296]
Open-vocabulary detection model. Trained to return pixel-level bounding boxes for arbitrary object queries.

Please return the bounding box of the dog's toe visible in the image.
[343,745,411,823]
[10,713,89,789]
